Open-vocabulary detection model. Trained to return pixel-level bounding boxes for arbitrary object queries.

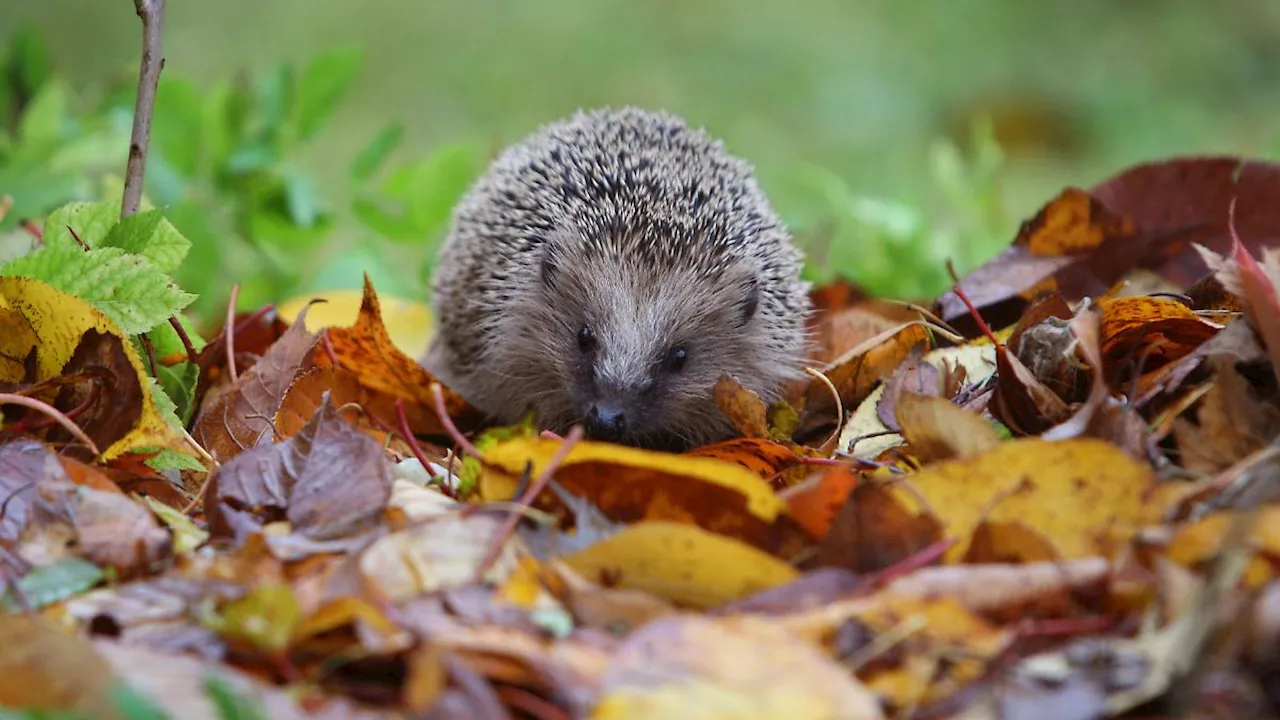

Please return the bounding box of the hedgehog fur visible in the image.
[424,107,813,449]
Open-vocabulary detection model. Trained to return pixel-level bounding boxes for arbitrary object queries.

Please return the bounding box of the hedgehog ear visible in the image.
[737,277,760,327]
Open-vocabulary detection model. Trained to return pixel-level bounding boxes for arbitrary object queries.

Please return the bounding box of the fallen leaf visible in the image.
[204,396,393,548]
[887,438,1154,562]
[560,521,800,610]
[711,374,770,438]
[782,464,861,539]
[895,392,1002,463]
[357,511,522,603]
[595,614,885,720]
[683,436,814,490]
[1172,356,1280,475]
[308,274,482,438]
[815,480,944,573]
[0,277,186,460]
[0,613,121,718]
[192,302,320,463]
[480,437,810,558]
[278,285,435,361]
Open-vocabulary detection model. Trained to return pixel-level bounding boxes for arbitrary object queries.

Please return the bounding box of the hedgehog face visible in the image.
[525,237,763,449]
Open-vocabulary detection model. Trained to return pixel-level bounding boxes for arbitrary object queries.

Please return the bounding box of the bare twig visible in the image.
[224,283,240,384]
[430,382,481,460]
[166,316,199,364]
[474,425,584,580]
[121,0,166,219]
[0,393,102,457]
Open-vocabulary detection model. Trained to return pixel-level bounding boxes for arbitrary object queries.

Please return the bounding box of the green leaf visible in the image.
[151,76,206,179]
[155,360,200,425]
[0,246,195,334]
[142,447,206,473]
[225,144,278,174]
[351,195,417,240]
[103,208,193,273]
[350,122,405,183]
[43,200,119,250]
[140,495,208,551]
[0,557,103,611]
[254,63,294,140]
[203,676,269,720]
[283,170,319,227]
[146,375,185,432]
[17,76,68,147]
[295,46,362,141]
[386,142,481,245]
[7,26,53,99]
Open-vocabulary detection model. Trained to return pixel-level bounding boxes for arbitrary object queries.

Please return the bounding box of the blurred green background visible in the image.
[2,0,1278,323]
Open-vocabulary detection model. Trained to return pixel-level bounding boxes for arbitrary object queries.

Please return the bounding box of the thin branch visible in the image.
[121,0,167,219]
[166,316,199,364]
[0,393,102,457]
[473,425,585,580]
[224,283,241,384]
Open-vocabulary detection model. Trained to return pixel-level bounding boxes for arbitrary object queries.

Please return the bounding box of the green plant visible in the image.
[798,117,1012,299]
[0,27,483,326]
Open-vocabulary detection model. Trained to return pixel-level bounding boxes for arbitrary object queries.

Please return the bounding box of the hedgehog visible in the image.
[423,107,813,450]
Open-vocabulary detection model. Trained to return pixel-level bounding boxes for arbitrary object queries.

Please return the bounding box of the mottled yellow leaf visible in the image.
[562,521,798,609]
[0,277,185,460]
[889,437,1154,562]
[277,287,434,360]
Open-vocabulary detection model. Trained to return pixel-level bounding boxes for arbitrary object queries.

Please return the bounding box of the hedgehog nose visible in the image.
[585,404,627,442]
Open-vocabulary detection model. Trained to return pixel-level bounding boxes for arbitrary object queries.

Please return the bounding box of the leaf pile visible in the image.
[5,155,1280,719]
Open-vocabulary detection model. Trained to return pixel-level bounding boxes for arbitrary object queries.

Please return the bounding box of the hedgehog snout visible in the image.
[584,403,627,442]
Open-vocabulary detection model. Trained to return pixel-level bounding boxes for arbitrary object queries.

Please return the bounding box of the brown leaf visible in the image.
[1172,356,1280,475]
[192,303,320,463]
[895,392,1002,464]
[94,638,378,720]
[711,374,769,438]
[310,275,482,437]
[1042,308,1157,462]
[205,397,393,546]
[875,344,940,431]
[1089,156,1280,289]
[0,439,56,557]
[45,330,143,460]
[481,437,812,559]
[683,436,813,491]
[1097,295,1221,392]
[800,323,933,440]
[815,480,944,574]
[937,157,1280,328]
[2,438,168,577]
[0,614,120,718]
[783,465,861,539]
[991,342,1072,436]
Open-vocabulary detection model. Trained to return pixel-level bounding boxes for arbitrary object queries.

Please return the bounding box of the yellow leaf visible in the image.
[203,583,301,653]
[0,277,185,460]
[1166,505,1280,588]
[593,615,884,720]
[888,438,1154,562]
[561,521,798,609]
[481,437,805,556]
[277,286,434,360]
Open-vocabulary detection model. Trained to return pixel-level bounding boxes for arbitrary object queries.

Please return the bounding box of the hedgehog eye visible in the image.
[577,326,596,353]
[663,346,688,373]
